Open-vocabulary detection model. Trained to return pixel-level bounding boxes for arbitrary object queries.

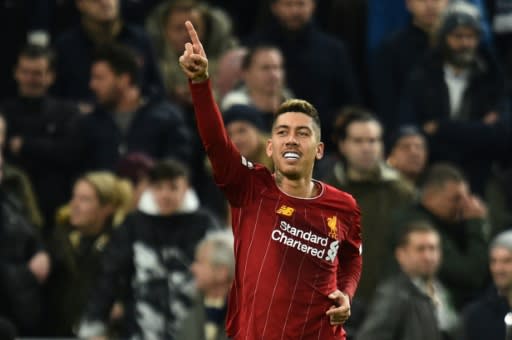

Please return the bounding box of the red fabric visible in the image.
[190,80,362,339]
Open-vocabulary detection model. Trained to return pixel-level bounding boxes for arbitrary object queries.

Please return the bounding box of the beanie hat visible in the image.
[223,104,265,131]
[491,230,512,252]
[438,2,482,39]
[387,125,425,152]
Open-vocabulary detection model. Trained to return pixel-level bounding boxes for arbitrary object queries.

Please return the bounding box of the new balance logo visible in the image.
[276,205,295,216]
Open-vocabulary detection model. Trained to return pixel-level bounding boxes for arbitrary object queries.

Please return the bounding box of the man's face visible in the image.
[0,116,6,148]
[388,135,428,179]
[191,243,220,293]
[396,230,441,279]
[244,49,284,96]
[70,180,111,231]
[77,0,119,23]
[90,61,124,110]
[444,26,480,68]
[14,56,54,98]
[339,121,383,173]
[490,247,512,293]
[406,0,449,30]
[165,9,205,53]
[150,177,189,216]
[426,180,469,222]
[267,112,323,180]
[271,0,315,31]
[227,121,262,160]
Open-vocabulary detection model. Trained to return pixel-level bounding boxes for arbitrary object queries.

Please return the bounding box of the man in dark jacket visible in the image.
[81,43,192,171]
[78,159,219,339]
[462,230,512,340]
[52,0,164,106]
[399,2,509,194]
[246,0,360,150]
[1,44,83,230]
[357,221,458,340]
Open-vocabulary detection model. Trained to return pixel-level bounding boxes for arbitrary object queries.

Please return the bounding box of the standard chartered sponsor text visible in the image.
[272,221,338,262]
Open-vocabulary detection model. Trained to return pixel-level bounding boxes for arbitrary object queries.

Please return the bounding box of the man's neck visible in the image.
[204,284,230,302]
[114,88,141,113]
[346,165,379,182]
[249,90,282,113]
[81,17,122,45]
[412,19,434,35]
[445,63,468,77]
[275,171,318,198]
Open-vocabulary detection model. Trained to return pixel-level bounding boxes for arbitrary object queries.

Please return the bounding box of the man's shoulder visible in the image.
[320,181,359,210]
[54,27,84,48]
[140,99,185,121]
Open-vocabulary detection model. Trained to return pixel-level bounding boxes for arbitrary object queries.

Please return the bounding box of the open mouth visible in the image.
[283,152,300,160]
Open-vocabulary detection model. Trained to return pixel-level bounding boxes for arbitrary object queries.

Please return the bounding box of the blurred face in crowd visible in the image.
[396,229,441,280]
[191,243,230,294]
[271,0,315,31]
[165,8,205,53]
[444,26,480,68]
[227,121,263,160]
[490,246,512,294]
[90,61,129,111]
[70,179,113,233]
[339,121,383,174]
[214,48,247,100]
[388,134,428,180]
[15,56,54,98]
[268,112,323,180]
[0,115,6,148]
[150,177,189,216]
[77,0,119,23]
[406,0,449,31]
[423,180,469,222]
[244,49,285,96]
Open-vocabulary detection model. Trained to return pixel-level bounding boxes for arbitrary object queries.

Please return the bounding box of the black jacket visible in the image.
[356,272,442,340]
[80,99,192,171]
[79,209,219,339]
[0,191,45,336]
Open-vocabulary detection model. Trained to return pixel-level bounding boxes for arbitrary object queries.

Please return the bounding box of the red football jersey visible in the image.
[190,80,362,340]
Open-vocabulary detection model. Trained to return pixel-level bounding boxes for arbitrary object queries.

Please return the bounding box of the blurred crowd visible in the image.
[1,0,512,339]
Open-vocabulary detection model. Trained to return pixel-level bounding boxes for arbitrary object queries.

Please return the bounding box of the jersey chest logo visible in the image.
[276,205,295,217]
[327,215,338,239]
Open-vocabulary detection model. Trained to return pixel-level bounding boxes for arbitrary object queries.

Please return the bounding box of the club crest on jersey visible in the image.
[276,205,295,217]
[241,156,254,169]
[327,216,338,238]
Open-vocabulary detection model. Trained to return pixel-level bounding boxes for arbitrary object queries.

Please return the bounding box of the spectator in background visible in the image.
[1,44,82,231]
[213,47,248,102]
[321,108,415,304]
[246,0,361,150]
[44,171,133,337]
[0,113,43,228]
[357,221,458,340]
[53,0,164,107]
[394,164,489,310]
[221,46,292,131]
[146,0,237,109]
[399,2,509,195]
[0,163,50,337]
[176,230,234,340]
[386,125,428,188]
[462,230,512,340]
[81,43,192,171]
[78,160,219,339]
[370,0,449,130]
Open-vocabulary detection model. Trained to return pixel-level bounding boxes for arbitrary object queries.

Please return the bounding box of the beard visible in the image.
[444,46,477,69]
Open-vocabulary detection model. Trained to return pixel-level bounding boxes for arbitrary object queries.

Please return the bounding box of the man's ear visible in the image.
[316,142,324,160]
[266,138,273,158]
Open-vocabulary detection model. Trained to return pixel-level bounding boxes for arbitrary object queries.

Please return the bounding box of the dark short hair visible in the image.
[163,0,202,26]
[241,45,282,71]
[420,163,466,192]
[395,220,439,249]
[273,99,321,138]
[92,43,140,87]
[115,152,155,185]
[332,106,380,144]
[148,159,190,183]
[18,44,56,70]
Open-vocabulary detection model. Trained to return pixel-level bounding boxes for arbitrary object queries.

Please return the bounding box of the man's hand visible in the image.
[326,290,351,325]
[28,251,51,283]
[178,21,209,83]
[9,136,23,155]
[461,194,487,220]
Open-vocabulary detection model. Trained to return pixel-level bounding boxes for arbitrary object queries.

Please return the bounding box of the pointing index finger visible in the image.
[185,20,201,47]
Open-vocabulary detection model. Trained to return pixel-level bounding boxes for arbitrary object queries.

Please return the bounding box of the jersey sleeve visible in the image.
[337,199,362,299]
[189,80,257,206]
